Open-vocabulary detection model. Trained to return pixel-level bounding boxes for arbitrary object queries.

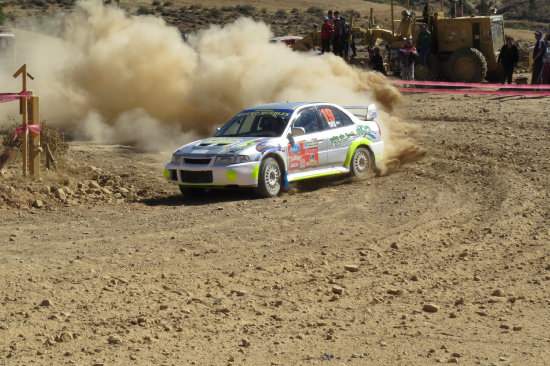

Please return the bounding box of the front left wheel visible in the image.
[350,147,374,180]
[256,157,281,198]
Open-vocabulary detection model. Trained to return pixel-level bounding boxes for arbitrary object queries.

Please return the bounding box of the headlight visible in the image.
[214,155,250,165]
[171,155,181,164]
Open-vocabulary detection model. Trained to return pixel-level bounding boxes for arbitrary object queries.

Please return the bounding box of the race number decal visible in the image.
[320,108,335,123]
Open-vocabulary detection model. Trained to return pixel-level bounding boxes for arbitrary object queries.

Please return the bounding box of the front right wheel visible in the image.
[256,157,281,198]
[350,147,374,180]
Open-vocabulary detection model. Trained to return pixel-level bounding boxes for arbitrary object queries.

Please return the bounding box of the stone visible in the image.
[344,264,359,272]
[32,200,44,208]
[491,289,506,297]
[423,304,439,313]
[240,338,250,347]
[108,335,122,344]
[55,188,66,201]
[40,299,53,307]
[387,289,403,296]
[332,286,343,295]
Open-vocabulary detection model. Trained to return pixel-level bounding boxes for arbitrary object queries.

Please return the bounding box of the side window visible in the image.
[318,106,353,129]
[293,108,323,134]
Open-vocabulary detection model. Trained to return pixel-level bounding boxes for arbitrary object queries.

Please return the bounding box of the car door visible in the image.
[287,107,328,173]
[317,105,357,168]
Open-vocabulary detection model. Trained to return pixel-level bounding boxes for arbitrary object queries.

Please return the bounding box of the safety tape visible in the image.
[0,91,32,104]
[397,87,550,96]
[13,122,41,141]
[393,80,550,89]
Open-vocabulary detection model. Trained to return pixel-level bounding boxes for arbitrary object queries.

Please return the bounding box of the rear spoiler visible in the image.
[342,104,377,121]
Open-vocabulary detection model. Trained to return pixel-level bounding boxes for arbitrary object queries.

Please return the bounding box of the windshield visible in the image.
[491,17,504,53]
[214,109,292,138]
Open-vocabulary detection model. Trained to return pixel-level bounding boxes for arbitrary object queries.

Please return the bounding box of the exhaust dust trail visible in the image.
[0,0,424,168]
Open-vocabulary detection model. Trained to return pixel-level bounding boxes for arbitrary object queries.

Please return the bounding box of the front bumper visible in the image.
[164,161,260,188]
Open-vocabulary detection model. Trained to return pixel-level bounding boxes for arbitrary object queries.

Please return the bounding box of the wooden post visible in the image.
[391,0,395,37]
[28,95,40,178]
[12,64,35,178]
[370,8,374,28]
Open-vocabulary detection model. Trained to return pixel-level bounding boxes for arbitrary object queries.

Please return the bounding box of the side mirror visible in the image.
[215,127,220,132]
[366,104,377,120]
[291,127,306,136]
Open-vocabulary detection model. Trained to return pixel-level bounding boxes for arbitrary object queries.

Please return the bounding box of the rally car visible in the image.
[164,102,383,197]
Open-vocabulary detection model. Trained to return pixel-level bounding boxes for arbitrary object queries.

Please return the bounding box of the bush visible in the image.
[163,1,172,6]
[137,5,151,14]
[0,5,4,25]
[306,6,323,17]
[0,121,69,168]
[189,4,201,10]
[221,6,234,12]
[235,4,255,16]
[208,7,222,18]
[275,9,287,18]
[291,8,299,14]
[151,0,159,5]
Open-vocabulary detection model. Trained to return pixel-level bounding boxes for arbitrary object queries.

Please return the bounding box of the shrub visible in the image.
[208,7,222,18]
[137,6,151,15]
[291,8,299,14]
[0,121,69,166]
[275,9,287,18]
[235,4,255,16]
[189,4,201,10]
[306,6,323,17]
[163,1,172,6]
[0,5,4,25]
[151,0,159,5]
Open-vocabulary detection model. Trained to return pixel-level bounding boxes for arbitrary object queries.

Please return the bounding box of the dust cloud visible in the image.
[0,0,423,166]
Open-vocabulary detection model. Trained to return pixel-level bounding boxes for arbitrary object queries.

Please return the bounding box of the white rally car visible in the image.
[164,102,383,197]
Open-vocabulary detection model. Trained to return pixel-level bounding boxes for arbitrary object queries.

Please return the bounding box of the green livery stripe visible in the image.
[344,138,371,166]
[177,183,226,186]
[163,169,170,179]
[252,165,259,179]
[291,171,343,181]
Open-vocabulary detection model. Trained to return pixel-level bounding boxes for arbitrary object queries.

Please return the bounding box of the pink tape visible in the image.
[13,123,41,141]
[398,87,550,96]
[393,80,550,90]
[0,91,32,104]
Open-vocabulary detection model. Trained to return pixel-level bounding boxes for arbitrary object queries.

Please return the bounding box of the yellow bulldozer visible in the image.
[291,0,506,83]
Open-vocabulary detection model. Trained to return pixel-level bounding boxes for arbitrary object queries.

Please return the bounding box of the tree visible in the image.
[476,0,490,15]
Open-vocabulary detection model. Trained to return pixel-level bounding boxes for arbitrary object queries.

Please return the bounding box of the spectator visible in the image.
[531,30,547,84]
[370,47,387,75]
[497,36,519,84]
[542,36,550,84]
[321,16,332,54]
[399,38,418,81]
[338,16,350,58]
[416,23,432,67]
[327,10,334,27]
[332,12,340,55]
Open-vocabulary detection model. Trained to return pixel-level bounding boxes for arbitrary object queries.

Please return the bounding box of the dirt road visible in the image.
[1,92,549,365]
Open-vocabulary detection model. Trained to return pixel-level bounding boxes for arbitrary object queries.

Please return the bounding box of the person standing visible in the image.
[531,30,547,84]
[400,38,418,81]
[498,36,519,84]
[370,47,387,76]
[320,16,332,54]
[542,34,550,84]
[416,23,432,67]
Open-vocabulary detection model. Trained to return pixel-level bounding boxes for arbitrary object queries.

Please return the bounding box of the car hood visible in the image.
[175,136,284,155]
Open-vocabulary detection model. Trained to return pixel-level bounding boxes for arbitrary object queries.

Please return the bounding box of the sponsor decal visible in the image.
[330,125,378,146]
[237,109,292,118]
[256,142,281,153]
[288,139,319,171]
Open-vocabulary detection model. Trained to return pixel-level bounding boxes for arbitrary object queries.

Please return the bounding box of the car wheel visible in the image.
[350,147,374,180]
[179,186,205,197]
[256,157,281,198]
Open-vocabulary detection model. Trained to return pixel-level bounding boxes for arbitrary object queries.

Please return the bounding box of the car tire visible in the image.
[256,157,281,198]
[350,147,374,180]
[179,186,205,197]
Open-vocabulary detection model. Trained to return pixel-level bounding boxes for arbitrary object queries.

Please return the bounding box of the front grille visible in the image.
[170,169,177,181]
[184,157,212,165]
[180,170,213,183]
